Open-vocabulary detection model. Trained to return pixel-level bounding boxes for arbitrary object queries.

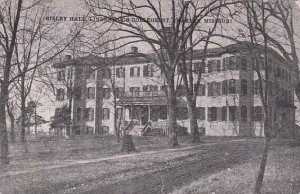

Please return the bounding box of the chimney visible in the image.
[131,46,138,54]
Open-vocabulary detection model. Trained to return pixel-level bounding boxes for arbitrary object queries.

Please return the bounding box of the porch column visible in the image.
[148,105,151,122]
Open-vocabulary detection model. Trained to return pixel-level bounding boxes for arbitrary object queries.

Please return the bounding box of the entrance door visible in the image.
[141,106,149,125]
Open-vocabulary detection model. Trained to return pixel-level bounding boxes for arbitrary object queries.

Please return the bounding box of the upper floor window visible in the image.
[222,106,227,121]
[87,87,95,99]
[193,62,206,74]
[103,69,111,79]
[195,84,206,96]
[241,106,247,121]
[57,70,65,81]
[208,82,221,96]
[222,80,228,95]
[229,79,237,94]
[85,108,94,121]
[87,68,96,80]
[74,87,82,99]
[115,87,124,98]
[207,60,220,73]
[130,67,140,77]
[116,67,125,78]
[143,64,155,77]
[224,56,238,71]
[229,106,237,121]
[67,68,73,80]
[241,79,248,95]
[241,57,247,70]
[76,107,82,121]
[196,107,205,120]
[102,108,110,120]
[208,107,217,121]
[253,106,263,121]
[56,88,65,101]
[103,88,111,99]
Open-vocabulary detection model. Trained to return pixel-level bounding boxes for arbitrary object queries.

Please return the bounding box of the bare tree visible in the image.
[86,0,236,146]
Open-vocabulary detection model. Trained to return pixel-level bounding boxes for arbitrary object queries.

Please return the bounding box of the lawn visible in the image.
[170,141,300,194]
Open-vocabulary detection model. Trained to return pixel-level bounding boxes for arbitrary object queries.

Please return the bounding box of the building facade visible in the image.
[53,42,297,138]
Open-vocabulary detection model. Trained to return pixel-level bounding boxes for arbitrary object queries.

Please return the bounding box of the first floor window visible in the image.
[103,108,110,120]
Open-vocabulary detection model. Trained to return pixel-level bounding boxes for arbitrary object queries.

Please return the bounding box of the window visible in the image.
[103,88,111,99]
[196,107,205,120]
[76,107,82,121]
[241,57,247,70]
[87,68,96,80]
[222,80,228,95]
[116,67,125,78]
[103,69,111,79]
[143,85,158,92]
[130,87,140,96]
[229,79,237,94]
[222,106,227,121]
[85,108,94,121]
[67,68,73,80]
[241,106,247,121]
[115,87,124,98]
[57,70,65,81]
[229,106,237,121]
[74,87,82,99]
[208,107,217,121]
[117,108,123,120]
[193,62,206,74]
[56,88,65,101]
[130,67,140,77]
[208,82,221,96]
[228,56,237,70]
[253,106,263,121]
[99,126,109,134]
[102,108,110,120]
[143,64,154,77]
[161,85,167,93]
[207,60,220,73]
[241,79,248,95]
[87,87,95,99]
[195,84,206,96]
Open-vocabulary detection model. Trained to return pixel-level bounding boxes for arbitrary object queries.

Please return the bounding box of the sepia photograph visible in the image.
[0,0,299,193]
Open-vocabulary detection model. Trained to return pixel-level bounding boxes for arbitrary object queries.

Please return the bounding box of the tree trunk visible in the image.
[0,83,9,165]
[121,134,136,153]
[254,117,271,194]
[66,97,72,136]
[167,91,178,147]
[10,117,15,143]
[20,76,26,142]
[34,106,37,135]
[187,99,200,143]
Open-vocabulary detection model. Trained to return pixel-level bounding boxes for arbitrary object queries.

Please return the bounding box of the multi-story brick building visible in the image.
[53,42,297,138]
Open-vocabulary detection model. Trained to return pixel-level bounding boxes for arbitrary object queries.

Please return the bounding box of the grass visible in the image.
[170,142,300,194]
